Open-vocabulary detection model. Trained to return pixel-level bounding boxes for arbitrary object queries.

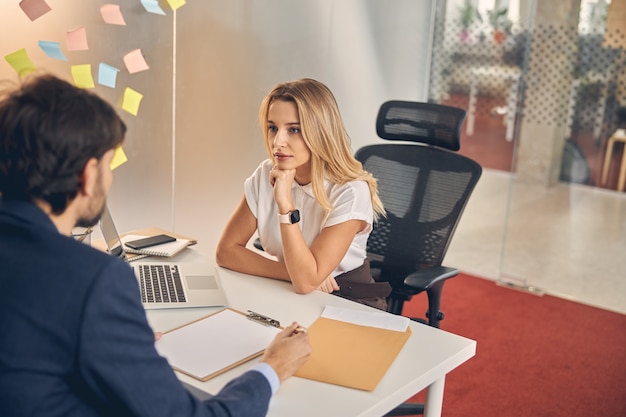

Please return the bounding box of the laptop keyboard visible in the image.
[137,264,187,303]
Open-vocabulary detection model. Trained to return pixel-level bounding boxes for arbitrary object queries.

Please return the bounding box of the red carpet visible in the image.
[401,273,626,417]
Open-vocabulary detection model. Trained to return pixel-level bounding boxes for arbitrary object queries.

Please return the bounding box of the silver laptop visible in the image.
[99,204,228,309]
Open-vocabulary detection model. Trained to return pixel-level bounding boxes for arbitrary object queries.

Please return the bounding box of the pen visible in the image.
[293,326,307,335]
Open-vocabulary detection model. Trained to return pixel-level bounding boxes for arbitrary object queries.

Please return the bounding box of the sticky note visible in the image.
[67,27,89,51]
[4,49,37,76]
[166,0,186,11]
[71,64,95,89]
[100,4,126,25]
[38,40,67,61]
[140,0,166,15]
[110,146,128,170]
[123,49,149,74]
[19,0,51,21]
[122,88,143,116]
[98,63,120,88]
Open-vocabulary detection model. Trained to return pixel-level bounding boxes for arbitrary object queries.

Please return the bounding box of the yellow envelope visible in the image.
[295,317,411,391]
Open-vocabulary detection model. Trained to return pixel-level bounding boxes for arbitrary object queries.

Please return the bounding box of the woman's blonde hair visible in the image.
[259,78,385,220]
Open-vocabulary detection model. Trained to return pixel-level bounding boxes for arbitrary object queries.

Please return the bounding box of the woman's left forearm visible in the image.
[280,220,365,293]
[279,223,323,293]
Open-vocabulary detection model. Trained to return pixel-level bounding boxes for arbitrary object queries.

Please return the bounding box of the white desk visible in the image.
[145,250,476,417]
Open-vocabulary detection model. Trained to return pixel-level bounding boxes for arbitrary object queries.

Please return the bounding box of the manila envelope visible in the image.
[295,316,411,391]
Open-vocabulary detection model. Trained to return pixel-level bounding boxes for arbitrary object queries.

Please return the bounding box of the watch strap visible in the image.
[278,209,300,224]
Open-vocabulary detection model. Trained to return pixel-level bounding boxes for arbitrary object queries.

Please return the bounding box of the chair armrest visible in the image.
[253,237,264,251]
[403,266,458,291]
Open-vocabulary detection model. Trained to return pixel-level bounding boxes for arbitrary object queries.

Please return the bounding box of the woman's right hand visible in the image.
[270,165,296,212]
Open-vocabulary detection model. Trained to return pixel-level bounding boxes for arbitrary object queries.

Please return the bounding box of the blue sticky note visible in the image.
[141,0,166,15]
[38,40,67,61]
[98,63,120,88]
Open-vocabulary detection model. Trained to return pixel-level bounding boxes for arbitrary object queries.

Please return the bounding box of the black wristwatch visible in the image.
[278,209,300,224]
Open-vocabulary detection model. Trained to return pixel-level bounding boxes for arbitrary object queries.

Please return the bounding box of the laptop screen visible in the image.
[99,204,126,260]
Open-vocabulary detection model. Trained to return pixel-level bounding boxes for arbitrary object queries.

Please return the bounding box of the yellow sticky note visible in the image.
[166,0,186,11]
[122,87,143,116]
[110,146,128,170]
[4,48,37,76]
[70,64,95,88]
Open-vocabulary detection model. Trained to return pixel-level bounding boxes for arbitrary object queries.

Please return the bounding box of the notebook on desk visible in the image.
[99,204,228,309]
[120,234,192,257]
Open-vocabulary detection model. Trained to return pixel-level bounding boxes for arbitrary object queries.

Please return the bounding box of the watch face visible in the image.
[290,210,300,224]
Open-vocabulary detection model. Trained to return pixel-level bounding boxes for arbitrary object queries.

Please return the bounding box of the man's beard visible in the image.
[75,175,107,228]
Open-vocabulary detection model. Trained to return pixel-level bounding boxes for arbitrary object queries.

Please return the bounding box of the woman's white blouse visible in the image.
[244,159,373,277]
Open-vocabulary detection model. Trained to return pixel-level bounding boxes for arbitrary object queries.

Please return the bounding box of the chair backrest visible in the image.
[356,101,482,287]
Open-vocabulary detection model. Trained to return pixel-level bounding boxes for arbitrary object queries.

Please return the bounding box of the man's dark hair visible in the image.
[0,73,126,214]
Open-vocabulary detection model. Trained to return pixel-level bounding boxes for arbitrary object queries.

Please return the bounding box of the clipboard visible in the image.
[154,308,282,381]
[294,314,411,391]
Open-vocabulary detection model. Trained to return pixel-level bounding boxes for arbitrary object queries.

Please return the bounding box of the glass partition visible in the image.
[0,0,175,235]
[428,0,626,313]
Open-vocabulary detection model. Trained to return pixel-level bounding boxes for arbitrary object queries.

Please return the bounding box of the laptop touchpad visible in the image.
[186,275,218,290]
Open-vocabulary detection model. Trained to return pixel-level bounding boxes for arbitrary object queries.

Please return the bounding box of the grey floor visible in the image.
[445,169,626,315]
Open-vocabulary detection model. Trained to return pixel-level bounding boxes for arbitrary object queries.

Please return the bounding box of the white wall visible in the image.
[173,0,434,259]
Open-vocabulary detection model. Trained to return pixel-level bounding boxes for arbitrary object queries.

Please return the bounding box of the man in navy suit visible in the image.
[0,74,311,417]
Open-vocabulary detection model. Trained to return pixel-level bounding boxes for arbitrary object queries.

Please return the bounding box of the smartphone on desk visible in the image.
[125,234,176,250]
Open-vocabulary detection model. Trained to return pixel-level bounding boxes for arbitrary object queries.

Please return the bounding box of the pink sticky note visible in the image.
[123,49,149,74]
[19,0,51,22]
[66,27,89,51]
[101,4,126,25]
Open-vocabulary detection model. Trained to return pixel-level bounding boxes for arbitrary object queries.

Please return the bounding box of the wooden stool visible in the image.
[601,129,626,192]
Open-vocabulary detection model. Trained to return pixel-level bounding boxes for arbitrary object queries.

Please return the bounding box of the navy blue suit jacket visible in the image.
[0,199,272,417]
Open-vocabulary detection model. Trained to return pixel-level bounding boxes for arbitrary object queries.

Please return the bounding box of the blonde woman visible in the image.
[216,78,390,309]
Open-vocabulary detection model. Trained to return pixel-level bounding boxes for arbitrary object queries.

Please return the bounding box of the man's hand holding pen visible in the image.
[262,322,312,383]
[293,325,307,335]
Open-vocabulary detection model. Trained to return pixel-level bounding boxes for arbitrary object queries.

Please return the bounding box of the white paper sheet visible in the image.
[155,309,281,379]
[320,305,409,332]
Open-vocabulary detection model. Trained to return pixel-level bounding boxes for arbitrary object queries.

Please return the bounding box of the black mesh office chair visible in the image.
[356,101,482,328]
[360,101,481,417]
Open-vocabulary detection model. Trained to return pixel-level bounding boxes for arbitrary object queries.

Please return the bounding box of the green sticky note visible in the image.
[4,48,37,76]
